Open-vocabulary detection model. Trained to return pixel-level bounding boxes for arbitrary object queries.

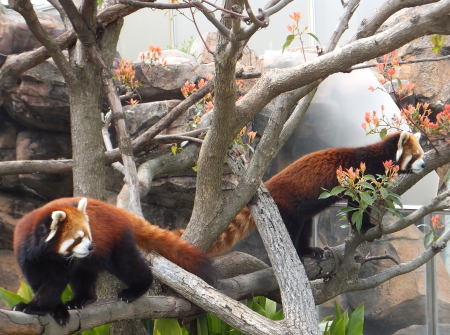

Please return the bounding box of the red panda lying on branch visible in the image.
[13,197,215,325]
[207,131,425,259]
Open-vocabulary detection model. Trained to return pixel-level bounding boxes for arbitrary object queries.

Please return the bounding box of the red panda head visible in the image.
[45,198,93,258]
[396,131,425,174]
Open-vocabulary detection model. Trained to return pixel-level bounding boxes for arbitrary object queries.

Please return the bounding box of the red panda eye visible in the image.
[76,237,82,243]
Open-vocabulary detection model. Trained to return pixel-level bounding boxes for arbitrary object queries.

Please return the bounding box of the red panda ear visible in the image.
[396,131,409,162]
[45,210,66,242]
[78,198,87,213]
[414,132,421,140]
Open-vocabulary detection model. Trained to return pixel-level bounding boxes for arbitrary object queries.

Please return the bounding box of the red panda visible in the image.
[207,131,425,259]
[12,197,215,325]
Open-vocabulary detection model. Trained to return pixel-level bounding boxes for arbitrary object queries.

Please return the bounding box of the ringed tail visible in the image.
[133,218,215,284]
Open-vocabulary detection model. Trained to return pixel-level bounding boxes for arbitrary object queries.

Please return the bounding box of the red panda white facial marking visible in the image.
[46,197,93,258]
[396,131,425,173]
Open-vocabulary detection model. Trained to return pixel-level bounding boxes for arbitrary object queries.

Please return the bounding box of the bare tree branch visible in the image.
[348,54,450,72]
[237,0,450,126]
[351,0,440,41]
[0,128,208,176]
[7,0,76,85]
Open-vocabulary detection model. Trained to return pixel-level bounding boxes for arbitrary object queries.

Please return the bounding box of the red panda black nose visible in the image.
[88,244,94,251]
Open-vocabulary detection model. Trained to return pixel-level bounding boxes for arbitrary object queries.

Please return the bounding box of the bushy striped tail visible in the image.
[171,207,256,256]
[133,220,215,284]
[207,206,256,256]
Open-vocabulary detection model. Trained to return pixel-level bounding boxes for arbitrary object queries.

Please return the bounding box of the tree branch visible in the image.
[351,0,440,41]
[348,54,450,72]
[0,128,208,176]
[237,0,450,126]
[7,0,76,85]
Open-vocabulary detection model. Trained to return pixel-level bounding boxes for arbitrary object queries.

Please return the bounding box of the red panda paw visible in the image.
[301,247,324,260]
[66,295,97,310]
[12,302,28,312]
[50,304,71,325]
[118,288,145,303]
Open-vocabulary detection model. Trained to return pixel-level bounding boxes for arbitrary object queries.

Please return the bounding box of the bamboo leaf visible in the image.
[282,35,295,53]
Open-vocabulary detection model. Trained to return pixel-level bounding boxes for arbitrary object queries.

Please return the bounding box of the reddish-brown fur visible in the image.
[206,132,424,258]
[13,197,214,325]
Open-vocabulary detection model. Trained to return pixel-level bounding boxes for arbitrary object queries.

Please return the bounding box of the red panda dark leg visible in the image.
[293,217,324,260]
[13,263,71,325]
[110,231,153,303]
[66,268,98,310]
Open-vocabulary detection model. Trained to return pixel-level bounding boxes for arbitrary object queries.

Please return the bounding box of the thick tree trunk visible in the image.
[70,66,105,199]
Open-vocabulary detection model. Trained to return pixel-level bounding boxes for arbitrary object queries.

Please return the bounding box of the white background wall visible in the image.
[116,0,387,60]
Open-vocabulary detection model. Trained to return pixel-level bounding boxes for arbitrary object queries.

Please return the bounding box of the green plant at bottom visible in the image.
[319,301,364,335]
[146,296,283,335]
[0,280,109,335]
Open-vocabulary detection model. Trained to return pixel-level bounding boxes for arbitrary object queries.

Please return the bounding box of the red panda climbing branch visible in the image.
[13,197,215,325]
[207,131,425,259]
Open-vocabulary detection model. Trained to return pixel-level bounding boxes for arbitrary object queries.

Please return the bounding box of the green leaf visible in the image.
[336,207,358,216]
[16,280,33,302]
[346,303,364,335]
[61,285,73,303]
[358,181,375,190]
[0,287,28,309]
[359,192,374,207]
[192,165,198,172]
[153,318,182,335]
[329,186,347,196]
[424,232,434,248]
[343,309,349,328]
[379,128,387,139]
[82,325,109,335]
[197,315,209,335]
[306,32,320,44]
[379,187,389,199]
[384,198,395,210]
[282,34,295,53]
[264,298,278,319]
[334,301,342,320]
[352,210,363,232]
[271,309,284,321]
[364,174,376,180]
[387,193,403,208]
[249,299,268,318]
[142,319,154,334]
[319,191,332,199]
[396,78,403,90]
[431,34,445,54]
[330,316,346,335]
[207,314,223,334]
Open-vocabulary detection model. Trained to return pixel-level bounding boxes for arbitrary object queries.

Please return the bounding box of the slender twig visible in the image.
[119,92,138,101]
[202,0,246,18]
[242,0,267,28]
[191,1,232,39]
[8,0,76,84]
[365,252,401,265]
[101,113,125,175]
[118,0,192,9]
[348,55,450,71]
[190,6,214,56]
